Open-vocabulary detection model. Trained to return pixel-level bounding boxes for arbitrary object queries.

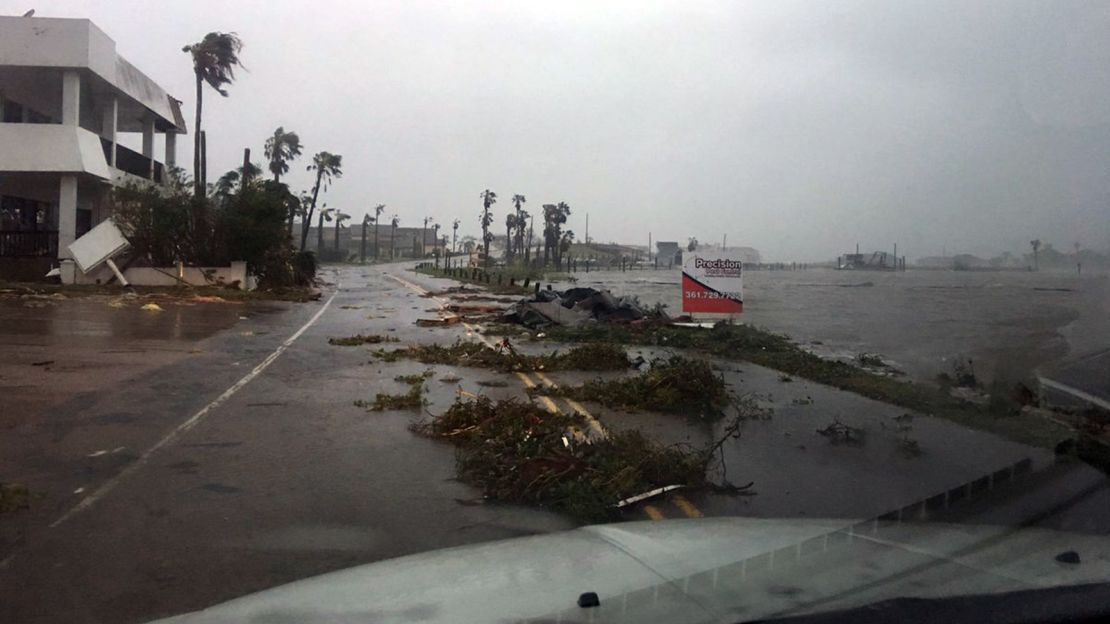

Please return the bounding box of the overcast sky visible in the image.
[5,0,1109,260]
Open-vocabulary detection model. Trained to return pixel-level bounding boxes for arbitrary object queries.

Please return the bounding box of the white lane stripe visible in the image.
[49,287,341,528]
[1038,376,1110,412]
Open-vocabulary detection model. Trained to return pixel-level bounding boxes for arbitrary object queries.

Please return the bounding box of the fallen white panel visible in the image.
[68,218,130,273]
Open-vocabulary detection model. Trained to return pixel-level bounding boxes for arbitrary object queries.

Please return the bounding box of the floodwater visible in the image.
[566,267,1110,386]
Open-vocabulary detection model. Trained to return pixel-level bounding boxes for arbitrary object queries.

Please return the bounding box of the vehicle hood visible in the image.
[153,517,1110,623]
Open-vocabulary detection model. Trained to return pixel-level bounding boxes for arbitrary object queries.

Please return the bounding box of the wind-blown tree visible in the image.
[264,127,302,184]
[516,208,530,257]
[432,223,441,259]
[183,32,244,198]
[511,194,526,258]
[212,162,262,200]
[452,219,460,252]
[560,230,575,267]
[300,152,343,251]
[332,210,350,253]
[1030,239,1041,271]
[422,216,433,258]
[373,204,385,259]
[480,189,497,265]
[316,205,333,253]
[361,214,372,263]
[390,215,399,259]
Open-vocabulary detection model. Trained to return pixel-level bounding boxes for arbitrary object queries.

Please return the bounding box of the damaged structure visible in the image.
[0,16,187,283]
[504,287,648,328]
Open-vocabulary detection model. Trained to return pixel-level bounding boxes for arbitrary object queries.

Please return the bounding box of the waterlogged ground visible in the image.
[562,267,1110,386]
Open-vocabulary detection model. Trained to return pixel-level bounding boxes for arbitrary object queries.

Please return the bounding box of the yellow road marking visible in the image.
[533,372,607,439]
[672,494,704,518]
[643,505,665,521]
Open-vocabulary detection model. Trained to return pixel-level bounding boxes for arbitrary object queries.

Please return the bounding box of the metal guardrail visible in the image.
[0,230,58,257]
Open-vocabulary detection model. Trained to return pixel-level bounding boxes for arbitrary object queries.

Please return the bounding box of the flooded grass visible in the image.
[370,340,630,372]
[328,334,400,346]
[533,355,731,421]
[509,321,1072,449]
[410,396,709,522]
[0,482,30,514]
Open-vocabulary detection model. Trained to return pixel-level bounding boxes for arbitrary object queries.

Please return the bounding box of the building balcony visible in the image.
[0,122,111,179]
[101,138,164,184]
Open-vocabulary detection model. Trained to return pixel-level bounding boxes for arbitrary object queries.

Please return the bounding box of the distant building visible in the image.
[298,224,441,259]
[0,16,187,281]
[656,241,681,266]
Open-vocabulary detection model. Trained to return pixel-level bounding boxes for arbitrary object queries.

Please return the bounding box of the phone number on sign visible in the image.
[684,291,741,300]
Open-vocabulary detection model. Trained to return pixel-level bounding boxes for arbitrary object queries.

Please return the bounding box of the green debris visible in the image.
[507,321,1071,449]
[410,396,709,522]
[355,373,428,411]
[329,334,400,346]
[0,482,30,514]
[370,340,630,372]
[534,356,731,421]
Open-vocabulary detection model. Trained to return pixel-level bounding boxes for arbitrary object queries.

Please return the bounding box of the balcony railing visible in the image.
[0,230,58,257]
[101,138,164,183]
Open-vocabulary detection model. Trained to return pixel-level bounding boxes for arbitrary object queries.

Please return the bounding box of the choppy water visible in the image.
[564,268,1110,386]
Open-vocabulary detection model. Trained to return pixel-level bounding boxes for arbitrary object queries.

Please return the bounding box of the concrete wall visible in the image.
[0,124,111,177]
[74,261,253,290]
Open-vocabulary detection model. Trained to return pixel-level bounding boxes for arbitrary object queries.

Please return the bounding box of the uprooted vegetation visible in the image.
[328,334,400,346]
[533,355,731,421]
[505,321,1071,449]
[371,340,630,372]
[410,396,710,521]
[355,371,431,411]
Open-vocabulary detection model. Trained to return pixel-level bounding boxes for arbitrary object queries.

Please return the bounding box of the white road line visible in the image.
[1038,376,1110,412]
[49,287,341,528]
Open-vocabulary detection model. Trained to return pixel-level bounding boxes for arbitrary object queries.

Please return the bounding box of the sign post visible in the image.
[681,251,743,321]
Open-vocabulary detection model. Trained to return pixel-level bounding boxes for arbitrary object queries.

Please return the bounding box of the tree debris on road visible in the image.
[371,340,631,372]
[328,334,400,346]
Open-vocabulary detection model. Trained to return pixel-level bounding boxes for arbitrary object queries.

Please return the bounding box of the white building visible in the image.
[0,15,186,282]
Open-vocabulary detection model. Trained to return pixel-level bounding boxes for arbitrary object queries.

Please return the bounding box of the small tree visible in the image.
[1030,239,1041,270]
[373,204,385,259]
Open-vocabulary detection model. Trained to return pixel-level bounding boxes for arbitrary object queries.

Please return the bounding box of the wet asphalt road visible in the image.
[0,264,575,623]
[1,262,1107,623]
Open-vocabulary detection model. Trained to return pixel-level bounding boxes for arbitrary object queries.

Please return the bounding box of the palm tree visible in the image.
[316,206,333,253]
[452,219,460,252]
[504,213,517,261]
[212,162,261,199]
[183,32,244,198]
[1030,239,1041,270]
[263,127,302,184]
[300,152,343,251]
[390,215,399,259]
[480,189,497,266]
[361,214,372,264]
[332,211,351,254]
[511,194,526,258]
[422,216,433,258]
[373,204,385,259]
[432,223,442,260]
[541,202,571,266]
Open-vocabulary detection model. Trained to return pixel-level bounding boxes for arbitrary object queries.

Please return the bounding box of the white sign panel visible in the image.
[682,252,744,316]
[68,218,130,273]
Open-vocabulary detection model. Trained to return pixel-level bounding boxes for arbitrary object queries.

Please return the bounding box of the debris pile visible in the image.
[354,371,430,411]
[372,340,631,372]
[328,334,400,346]
[534,355,730,420]
[411,396,708,521]
[503,287,650,329]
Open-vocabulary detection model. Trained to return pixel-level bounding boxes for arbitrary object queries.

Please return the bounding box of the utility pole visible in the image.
[585,212,589,244]
[241,147,251,189]
[722,233,727,250]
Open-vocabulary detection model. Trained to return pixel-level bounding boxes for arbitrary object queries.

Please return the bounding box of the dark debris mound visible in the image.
[329,334,400,346]
[411,397,708,522]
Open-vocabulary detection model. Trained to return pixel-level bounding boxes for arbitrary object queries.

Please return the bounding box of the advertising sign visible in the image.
[682,252,743,316]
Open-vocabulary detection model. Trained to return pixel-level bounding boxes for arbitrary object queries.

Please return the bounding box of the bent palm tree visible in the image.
[373,204,385,259]
[390,215,399,259]
[183,32,244,198]
[301,152,343,251]
[264,127,302,183]
[504,213,517,261]
[452,219,460,253]
[333,211,351,254]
